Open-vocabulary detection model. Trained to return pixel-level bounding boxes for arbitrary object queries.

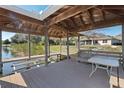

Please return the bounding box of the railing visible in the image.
[10,53,62,73]
[79,49,122,58]
[2,53,61,63]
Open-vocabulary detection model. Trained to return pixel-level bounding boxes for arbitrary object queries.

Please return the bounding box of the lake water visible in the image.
[2,46,14,59]
[2,46,16,75]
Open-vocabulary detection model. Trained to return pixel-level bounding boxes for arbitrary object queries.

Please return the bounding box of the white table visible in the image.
[88,55,120,87]
[88,55,119,75]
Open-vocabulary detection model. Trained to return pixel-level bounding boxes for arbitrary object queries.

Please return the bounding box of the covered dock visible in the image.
[0,5,124,88]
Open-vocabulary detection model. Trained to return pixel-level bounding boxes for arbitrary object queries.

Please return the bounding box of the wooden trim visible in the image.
[0,26,44,35]
[73,18,124,32]
[49,5,95,26]
[44,23,49,66]
[67,31,70,59]
[122,24,124,61]
[78,35,80,52]
[28,34,31,59]
[87,10,94,24]
[0,29,2,74]
[0,8,43,25]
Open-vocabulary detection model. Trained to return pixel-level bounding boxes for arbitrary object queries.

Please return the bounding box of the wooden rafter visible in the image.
[70,17,79,27]
[87,9,95,24]
[96,6,124,17]
[0,26,43,35]
[79,15,85,25]
[73,17,124,32]
[48,5,95,26]
[98,5,124,9]
[0,8,43,25]
[99,9,106,21]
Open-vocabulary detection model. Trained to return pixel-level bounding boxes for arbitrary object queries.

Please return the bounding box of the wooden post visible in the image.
[60,38,62,54]
[44,24,49,66]
[67,31,70,60]
[48,36,50,56]
[0,29,2,74]
[122,24,124,62]
[78,35,80,52]
[28,34,31,59]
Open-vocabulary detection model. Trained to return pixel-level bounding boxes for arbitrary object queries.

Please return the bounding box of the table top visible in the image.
[88,56,119,67]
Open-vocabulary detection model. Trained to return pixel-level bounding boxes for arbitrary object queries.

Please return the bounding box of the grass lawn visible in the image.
[10,43,122,58]
[50,45,78,54]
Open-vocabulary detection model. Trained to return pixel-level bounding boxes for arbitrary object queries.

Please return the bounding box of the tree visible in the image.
[31,35,42,44]
[11,34,28,44]
[3,39,11,44]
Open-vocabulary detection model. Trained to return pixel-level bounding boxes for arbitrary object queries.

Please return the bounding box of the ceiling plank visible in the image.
[48,5,95,26]
[0,8,43,25]
[72,18,124,32]
[0,25,44,35]
[70,17,79,27]
[87,10,95,24]
[79,15,85,25]
[98,5,124,9]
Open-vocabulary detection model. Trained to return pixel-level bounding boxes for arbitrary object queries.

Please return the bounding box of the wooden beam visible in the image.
[48,36,50,56]
[28,34,31,59]
[67,30,70,60]
[70,17,79,27]
[49,5,95,26]
[73,17,124,32]
[0,8,43,25]
[79,15,85,25]
[98,5,124,9]
[97,6,124,17]
[99,10,106,21]
[0,26,44,35]
[78,35,80,52]
[0,29,2,74]
[44,23,49,66]
[122,24,124,62]
[60,38,62,54]
[87,10,95,24]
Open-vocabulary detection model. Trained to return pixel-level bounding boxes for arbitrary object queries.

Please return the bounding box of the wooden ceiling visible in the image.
[0,5,124,38]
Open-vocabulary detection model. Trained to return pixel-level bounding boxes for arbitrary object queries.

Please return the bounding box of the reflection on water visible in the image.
[2,61,17,76]
[2,46,14,59]
[2,46,16,76]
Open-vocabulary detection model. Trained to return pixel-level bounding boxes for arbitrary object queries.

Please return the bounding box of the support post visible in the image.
[0,29,2,74]
[44,24,49,66]
[122,24,124,63]
[48,36,50,56]
[60,38,62,54]
[67,31,70,60]
[28,34,31,59]
[78,35,80,52]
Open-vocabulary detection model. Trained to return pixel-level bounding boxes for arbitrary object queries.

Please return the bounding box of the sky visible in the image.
[17,5,49,14]
[82,25,122,36]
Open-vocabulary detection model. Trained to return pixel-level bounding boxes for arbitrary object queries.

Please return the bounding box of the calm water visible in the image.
[2,46,18,75]
[2,46,14,59]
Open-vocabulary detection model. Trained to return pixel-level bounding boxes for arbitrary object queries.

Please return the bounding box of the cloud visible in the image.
[39,10,43,14]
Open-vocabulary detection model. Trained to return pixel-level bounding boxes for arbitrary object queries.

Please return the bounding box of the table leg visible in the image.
[107,66,112,76]
[89,63,97,77]
[117,67,120,87]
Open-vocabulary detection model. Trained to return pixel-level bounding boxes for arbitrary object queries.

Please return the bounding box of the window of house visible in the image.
[93,40,98,44]
[103,40,107,43]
